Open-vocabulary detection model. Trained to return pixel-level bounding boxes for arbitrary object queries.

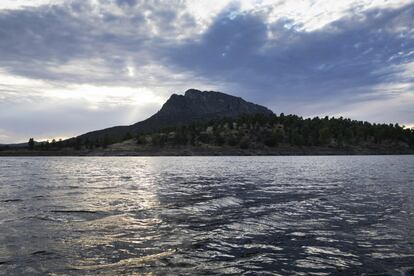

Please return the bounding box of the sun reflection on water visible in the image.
[0,156,414,275]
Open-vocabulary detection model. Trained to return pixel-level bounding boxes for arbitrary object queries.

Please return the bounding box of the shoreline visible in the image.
[1,146,413,157]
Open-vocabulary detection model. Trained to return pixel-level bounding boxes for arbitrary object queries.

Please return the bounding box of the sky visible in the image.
[0,0,413,143]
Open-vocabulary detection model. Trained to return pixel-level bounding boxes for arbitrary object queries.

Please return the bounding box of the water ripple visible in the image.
[0,156,413,275]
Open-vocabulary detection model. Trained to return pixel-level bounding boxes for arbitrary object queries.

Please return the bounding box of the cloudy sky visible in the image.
[0,0,413,143]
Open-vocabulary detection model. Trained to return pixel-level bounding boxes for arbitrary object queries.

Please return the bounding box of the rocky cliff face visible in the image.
[76,89,273,143]
[149,89,273,124]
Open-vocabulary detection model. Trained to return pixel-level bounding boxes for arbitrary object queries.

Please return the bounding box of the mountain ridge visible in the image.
[75,89,273,144]
[2,88,413,156]
[1,88,413,155]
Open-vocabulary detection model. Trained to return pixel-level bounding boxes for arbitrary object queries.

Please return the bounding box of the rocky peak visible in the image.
[76,89,274,143]
[154,89,273,122]
[184,88,202,96]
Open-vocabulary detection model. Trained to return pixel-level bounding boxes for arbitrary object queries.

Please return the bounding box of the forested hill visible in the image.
[1,113,413,155]
[131,113,414,152]
[28,113,411,154]
[1,89,413,155]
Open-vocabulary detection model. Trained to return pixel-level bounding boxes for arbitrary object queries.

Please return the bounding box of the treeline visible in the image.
[135,114,414,149]
[21,113,414,151]
[25,135,116,151]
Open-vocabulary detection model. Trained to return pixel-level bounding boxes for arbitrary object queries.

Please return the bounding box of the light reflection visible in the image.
[39,157,168,269]
[1,156,414,274]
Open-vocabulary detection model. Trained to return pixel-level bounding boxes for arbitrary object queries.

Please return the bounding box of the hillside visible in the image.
[69,89,273,146]
[101,113,413,155]
[1,89,413,155]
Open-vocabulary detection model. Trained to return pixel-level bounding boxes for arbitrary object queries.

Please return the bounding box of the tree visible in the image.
[214,132,225,146]
[28,138,35,150]
[173,128,188,145]
[123,132,133,141]
[51,139,56,149]
[227,136,238,147]
[136,134,146,145]
[319,127,332,145]
[264,130,283,147]
[102,135,110,149]
[74,137,82,150]
[239,136,250,149]
[151,133,167,147]
[57,139,63,149]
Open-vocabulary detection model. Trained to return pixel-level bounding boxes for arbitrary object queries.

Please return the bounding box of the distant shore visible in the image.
[1,144,413,156]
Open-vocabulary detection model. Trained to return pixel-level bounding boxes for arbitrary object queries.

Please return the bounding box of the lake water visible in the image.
[0,156,413,275]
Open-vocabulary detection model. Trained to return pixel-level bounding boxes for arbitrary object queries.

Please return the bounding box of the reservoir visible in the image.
[0,156,413,275]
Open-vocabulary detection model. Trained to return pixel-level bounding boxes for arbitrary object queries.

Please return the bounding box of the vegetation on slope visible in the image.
[134,113,414,150]
[2,113,412,154]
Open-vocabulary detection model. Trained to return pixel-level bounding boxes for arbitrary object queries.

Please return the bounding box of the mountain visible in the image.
[2,89,413,155]
[76,89,273,144]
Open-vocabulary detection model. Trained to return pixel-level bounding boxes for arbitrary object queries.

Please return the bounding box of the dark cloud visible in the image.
[0,5,91,63]
[3,1,411,97]
[116,0,137,7]
[0,0,191,84]
[166,4,414,106]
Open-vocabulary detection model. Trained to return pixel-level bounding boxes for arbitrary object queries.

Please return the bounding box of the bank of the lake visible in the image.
[1,143,413,156]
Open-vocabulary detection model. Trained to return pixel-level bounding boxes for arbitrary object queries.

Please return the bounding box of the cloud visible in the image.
[0,0,64,11]
[0,70,167,143]
[0,0,196,84]
[165,3,414,120]
[0,86,163,143]
[2,0,412,92]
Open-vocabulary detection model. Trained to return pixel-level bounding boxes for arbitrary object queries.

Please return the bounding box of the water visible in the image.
[0,156,413,275]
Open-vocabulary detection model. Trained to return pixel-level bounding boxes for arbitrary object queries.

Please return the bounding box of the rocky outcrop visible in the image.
[148,89,273,125]
[75,89,273,143]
